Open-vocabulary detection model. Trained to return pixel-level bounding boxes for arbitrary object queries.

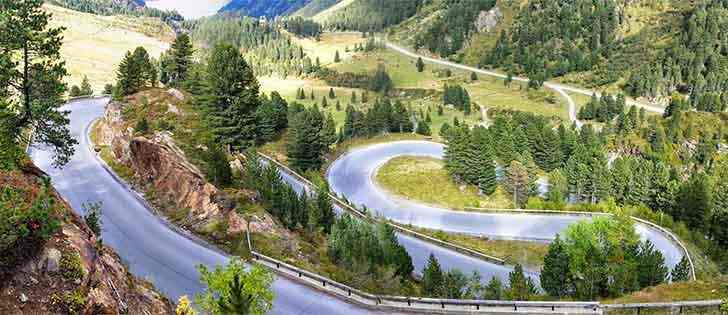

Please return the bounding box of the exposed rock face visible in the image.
[0,169,174,315]
[475,6,502,33]
[128,133,231,226]
[97,99,272,236]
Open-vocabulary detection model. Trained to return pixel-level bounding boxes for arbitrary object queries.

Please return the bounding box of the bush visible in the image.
[0,179,61,275]
[59,250,85,281]
[51,289,87,314]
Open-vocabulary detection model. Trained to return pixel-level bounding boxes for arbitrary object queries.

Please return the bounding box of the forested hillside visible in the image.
[48,0,182,23]
[220,0,312,17]
[392,0,728,109]
[183,15,314,77]
[293,0,340,17]
[320,0,423,32]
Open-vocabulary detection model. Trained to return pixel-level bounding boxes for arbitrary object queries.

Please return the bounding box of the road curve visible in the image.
[326,141,686,270]
[384,41,665,121]
[30,98,380,315]
[31,98,535,314]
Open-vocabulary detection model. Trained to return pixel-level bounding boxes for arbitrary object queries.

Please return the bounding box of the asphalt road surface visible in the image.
[326,140,685,270]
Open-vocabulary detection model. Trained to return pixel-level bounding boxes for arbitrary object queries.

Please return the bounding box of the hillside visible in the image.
[43,4,172,94]
[293,0,341,17]
[220,0,312,17]
[0,166,174,314]
[388,0,723,107]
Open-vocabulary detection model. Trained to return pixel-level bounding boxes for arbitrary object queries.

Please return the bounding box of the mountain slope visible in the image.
[219,0,312,17]
[292,0,341,17]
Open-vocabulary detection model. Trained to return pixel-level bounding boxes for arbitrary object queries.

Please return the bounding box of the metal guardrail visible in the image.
[256,152,506,265]
[247,235,602,314]
[466,207,697,281]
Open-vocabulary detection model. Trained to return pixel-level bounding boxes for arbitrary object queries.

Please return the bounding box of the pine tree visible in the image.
[202,43,261,151]
[506,160,531,207]
[478,152,497,195]
[69,85,82,97]
[416,57,425,72]
[80,75,93,96]
[416,120,431,136]
[540,235,572,297]
[103,84,113,95]
[287,107,326,171]
[321,95,328,108]
[335,100,341,111]
[422,254,444,297]
[484,277,503,300]
[470,72,478,81]
[329,87,336,99]
[670,256,690,282]
[506,264,536,300]
[169,33,193,84]
[334,50,341,62]
[204,144,232,188]
[351,91,357,103]
[636,240,668,288]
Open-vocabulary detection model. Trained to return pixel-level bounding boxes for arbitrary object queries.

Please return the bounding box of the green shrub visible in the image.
[0,179,61,273]
[59,250,85,281]
[51,289,87,314]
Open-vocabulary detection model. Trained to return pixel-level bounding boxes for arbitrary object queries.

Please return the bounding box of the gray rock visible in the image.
[19,293,28,303]
[43,248,62,273]
[474,7,502,33]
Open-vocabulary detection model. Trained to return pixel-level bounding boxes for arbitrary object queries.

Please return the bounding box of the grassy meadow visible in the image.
[45,4,173,93]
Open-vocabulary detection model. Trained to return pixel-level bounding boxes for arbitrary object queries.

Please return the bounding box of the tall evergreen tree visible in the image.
[0,0,76,167]
[202,42,261,151]
[80,75,93,96]
[422,254,444,297]
[287,106,326,171]
[670,256,690,282]
[416,57,425,72]
[169,33,193,85]
[540,235,572,297]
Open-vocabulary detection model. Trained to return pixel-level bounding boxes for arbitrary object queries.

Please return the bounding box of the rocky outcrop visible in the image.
[0,169,174,315]
[96,95,273,236]
[474,6,502,33]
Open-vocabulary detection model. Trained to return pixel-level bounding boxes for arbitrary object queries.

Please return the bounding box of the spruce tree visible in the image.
[329,87,336,99]
[636,240,668,288]
[334,50,341,62]
[670,256,690,282]
[202,43,261,151]
[506,264,536,300]
[470,72,478,81]
[416,57,425,72]
[169,33,193,84]
[422,254,444,297]
[540,235,572,297]
[484,277,503,300]
[0,0,76,167]
[80,75,93,96]
[287,107,326,171]
[351,91,357,103]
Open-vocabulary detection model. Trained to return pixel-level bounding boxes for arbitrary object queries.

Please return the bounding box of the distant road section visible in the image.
[384,41,666,124]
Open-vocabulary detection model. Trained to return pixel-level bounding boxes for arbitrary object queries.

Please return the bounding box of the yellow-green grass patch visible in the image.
[375,156,513,210]
[45,4,172,93]
[290,32,367,66]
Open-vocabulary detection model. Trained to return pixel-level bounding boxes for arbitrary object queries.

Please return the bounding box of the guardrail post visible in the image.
[376,298,381,305]
[298,272,301,277]
[322,280,326,287]
[514,304,517,311]
[347,289,351,296]
[679,305,683,313]
[552,305,555,311]
[276,262,279,269]
[407,298,410,306]
[637,306,640,315]
[476,304,479,310]
[441,302,445,309]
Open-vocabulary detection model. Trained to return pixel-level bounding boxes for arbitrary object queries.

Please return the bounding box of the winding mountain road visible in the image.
[326,141,686,270]
[30,98,375,315]
[32,97,546,314]
[384,41,666,125]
